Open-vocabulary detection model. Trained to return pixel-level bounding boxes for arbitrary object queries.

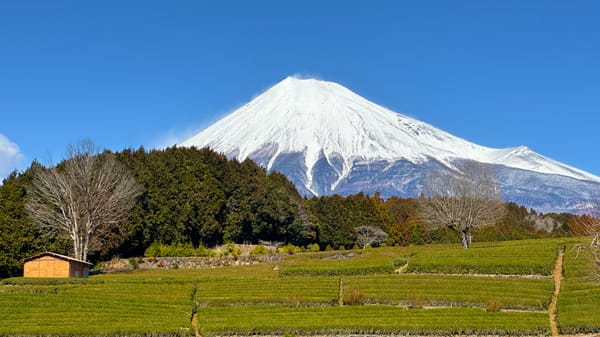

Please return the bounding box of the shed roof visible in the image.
[23,251,93,266]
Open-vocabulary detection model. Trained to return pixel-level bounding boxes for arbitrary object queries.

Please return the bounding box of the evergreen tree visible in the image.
[0,169,70,277]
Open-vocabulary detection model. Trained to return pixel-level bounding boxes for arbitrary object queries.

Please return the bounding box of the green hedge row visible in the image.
[0,277,102,286]
[405,263,553,276]
[279,264,395,277]
[198,306,549,336]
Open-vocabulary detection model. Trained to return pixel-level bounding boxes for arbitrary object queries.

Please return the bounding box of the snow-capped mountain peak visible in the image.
[182,77,599,183]
[181,76,600,212]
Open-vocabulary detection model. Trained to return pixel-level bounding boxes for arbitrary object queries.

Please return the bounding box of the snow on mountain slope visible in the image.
[181,76,600,192]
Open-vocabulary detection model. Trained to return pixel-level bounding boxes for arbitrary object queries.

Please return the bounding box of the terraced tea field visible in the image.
[0,238,597,336]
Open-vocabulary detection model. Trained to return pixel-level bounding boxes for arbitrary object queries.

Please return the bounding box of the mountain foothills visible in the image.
[182,77,600,214]
[0,146,585,278]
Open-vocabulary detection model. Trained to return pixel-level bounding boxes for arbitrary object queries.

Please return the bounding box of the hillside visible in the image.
[2,146,576,279]
[1,238,599,336]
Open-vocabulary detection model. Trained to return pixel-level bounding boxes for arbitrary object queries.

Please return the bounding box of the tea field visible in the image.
[1,238,598,336]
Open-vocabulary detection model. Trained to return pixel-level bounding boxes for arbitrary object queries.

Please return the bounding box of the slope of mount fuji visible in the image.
[181,76,600,213]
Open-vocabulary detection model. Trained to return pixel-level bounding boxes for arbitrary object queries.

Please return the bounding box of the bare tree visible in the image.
[569,213,600,276]
[570,214,600,245]
[26,140,140,261]
[355,225,388,249]
[420,160,506,248]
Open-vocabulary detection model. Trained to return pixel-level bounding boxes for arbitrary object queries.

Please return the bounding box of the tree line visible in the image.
[0,145,584,278]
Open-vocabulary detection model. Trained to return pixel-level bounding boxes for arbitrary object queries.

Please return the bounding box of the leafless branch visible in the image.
[569,213,600,279]
[26,140,141,261]
[355,225,388,249]
[419,160,506,248]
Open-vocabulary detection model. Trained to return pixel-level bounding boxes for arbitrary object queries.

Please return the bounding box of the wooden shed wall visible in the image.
[24,256,71,278]
[69,262,89,278]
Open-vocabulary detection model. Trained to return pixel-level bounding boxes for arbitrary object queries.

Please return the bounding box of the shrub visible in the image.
[485,299,503,312]
[129,257,139,270]
[393,259,408,268]
[252,244,268,255]
[343,287,366,306]
[307,243,320,252]
[166,243,194,257]
[144,242,214,257]
[407,295,426,309]
[222,242,241,257]
[193,245,215,257]
[144,242,162,257]
[284,294,306,307]
[280,244,303,255]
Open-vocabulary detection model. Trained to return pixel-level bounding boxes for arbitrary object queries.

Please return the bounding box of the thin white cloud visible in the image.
[152,129,187,150]
[291,72,324,81]
[151,108,237,150]
[0,134,24,181]
[151,124,208,150]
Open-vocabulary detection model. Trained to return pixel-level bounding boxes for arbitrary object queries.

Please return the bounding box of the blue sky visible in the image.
[1,1,600,180]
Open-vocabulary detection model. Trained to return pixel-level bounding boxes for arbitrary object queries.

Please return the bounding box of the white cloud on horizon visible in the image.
[0,134,25,181]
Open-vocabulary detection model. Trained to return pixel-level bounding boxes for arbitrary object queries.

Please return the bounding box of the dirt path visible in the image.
[549,249,564,337]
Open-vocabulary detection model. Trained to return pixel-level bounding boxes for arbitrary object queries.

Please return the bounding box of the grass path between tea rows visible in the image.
[549,249,564,337]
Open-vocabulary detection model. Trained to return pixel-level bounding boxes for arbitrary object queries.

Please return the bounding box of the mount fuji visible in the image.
[181,76,600,214]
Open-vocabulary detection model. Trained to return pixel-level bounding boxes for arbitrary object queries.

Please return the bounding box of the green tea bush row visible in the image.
[279,264,394,277]
[0,334,186,337]
[557,242,600,333]
[402,239,564,276]
[197,306,549,336]
[189,276,338,306]
[208,327,548,337]
[0,283,191,335]
[0,277,101,286]
[405,263,552,276]
[345,274,553,310]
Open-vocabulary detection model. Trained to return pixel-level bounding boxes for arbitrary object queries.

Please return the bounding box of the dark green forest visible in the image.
[0,146,579,278]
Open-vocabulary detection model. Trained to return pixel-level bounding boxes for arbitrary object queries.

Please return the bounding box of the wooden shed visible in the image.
[23,252,92,278]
